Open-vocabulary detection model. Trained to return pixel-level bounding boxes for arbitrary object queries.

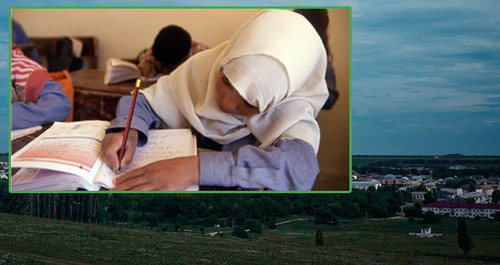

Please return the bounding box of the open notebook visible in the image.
[11,120,198,191]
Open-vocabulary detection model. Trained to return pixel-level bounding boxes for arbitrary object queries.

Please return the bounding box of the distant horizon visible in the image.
[2,1,500,156]
[5,152,500,157]
[352,153,500,157]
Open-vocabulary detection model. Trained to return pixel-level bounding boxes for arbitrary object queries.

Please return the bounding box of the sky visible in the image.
[2,1,500,156]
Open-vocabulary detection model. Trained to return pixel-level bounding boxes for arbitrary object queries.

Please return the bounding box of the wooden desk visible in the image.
[11,126,49,176]
[11,126,247,191]
[71,69,154,121]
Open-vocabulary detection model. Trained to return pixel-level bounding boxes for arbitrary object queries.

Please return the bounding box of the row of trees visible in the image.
[0,180,410,229]
[353,161,500,179]
[353,156,500,167]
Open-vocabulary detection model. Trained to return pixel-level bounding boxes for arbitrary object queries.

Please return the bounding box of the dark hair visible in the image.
[294,9,332,60]
[152,25,192,65]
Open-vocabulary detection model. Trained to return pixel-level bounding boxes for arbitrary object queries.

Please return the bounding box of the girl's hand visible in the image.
[111,156,200,191]
[101,129,139,171]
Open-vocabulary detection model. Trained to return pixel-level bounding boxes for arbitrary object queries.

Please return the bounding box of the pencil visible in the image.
[117,78,141,171]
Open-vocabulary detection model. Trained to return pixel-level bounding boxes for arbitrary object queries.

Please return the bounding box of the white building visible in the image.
[422,202,500,219]
[460,192,489,204]
[481,186,495,196]
[441,188,463,197]
[352,180,381,190]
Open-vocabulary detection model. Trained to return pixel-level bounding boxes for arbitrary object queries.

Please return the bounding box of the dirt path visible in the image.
[0,249,89,265]
[275,218,309,226]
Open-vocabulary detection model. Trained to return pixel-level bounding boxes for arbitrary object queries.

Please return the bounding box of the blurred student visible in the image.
[294,9,339,110]
[11,47,71,130]
[101,10,328,191]
[137,25,209,78]
[11,19,43,65]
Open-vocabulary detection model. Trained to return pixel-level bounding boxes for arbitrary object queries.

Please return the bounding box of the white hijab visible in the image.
[141,9,328,153]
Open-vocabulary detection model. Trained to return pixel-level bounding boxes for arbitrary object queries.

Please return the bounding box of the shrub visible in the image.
[233,225,248,239]
[421,211,440,224]
[244,218,262,233]
[315,228,324,246]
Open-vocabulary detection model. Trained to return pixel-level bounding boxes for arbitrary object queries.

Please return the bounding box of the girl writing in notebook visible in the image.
[101,9,329,191]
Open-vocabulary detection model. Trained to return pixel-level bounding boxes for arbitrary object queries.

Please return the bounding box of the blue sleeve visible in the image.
[12,80,71,130]
[106,93,162,146]
[199,138,319,191]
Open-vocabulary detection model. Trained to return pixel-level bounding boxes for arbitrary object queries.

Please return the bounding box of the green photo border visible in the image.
[9,6,352,195]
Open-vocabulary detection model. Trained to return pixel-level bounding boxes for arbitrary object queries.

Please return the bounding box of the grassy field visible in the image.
[0,213,499,264]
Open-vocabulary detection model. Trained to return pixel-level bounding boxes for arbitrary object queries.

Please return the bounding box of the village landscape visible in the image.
[0,154,499,264]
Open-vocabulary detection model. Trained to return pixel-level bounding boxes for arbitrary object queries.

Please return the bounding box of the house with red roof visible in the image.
[476,179,488,186]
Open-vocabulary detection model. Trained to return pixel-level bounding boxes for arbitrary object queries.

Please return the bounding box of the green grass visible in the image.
[0,213,499,264]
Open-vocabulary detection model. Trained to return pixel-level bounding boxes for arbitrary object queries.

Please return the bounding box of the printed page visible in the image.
[12,120,110,184]
[104,58,141,84]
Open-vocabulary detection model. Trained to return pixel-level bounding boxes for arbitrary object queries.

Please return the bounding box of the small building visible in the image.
[409,227,442,238]
[437,190,454,200]
[425,181,438,191]
[411,175,423,182]
[411,191,426,201]
[385,174,396,179]
[441,187,463,197]
[460,192,489,204]
[352,180,381,190]
[482,186,494,196]
[476,179,488,186]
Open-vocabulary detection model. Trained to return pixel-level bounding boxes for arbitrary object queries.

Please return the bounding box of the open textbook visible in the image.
[104,58,161,85]
[11,120,198,191]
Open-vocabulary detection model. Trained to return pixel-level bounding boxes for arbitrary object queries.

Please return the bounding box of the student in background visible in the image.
[11,19,43,65]
[137,25,209,78]
[11,47,71,130]
[101,10,328,191]
[294,9,339,110]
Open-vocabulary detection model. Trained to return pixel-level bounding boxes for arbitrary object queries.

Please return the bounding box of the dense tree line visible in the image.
[354,164,499,180]
[0,180,410,229]
[353,156,500,169]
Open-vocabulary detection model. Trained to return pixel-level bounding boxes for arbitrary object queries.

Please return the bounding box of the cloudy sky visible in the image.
[350,1,500,155]
[2,1,500,155]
